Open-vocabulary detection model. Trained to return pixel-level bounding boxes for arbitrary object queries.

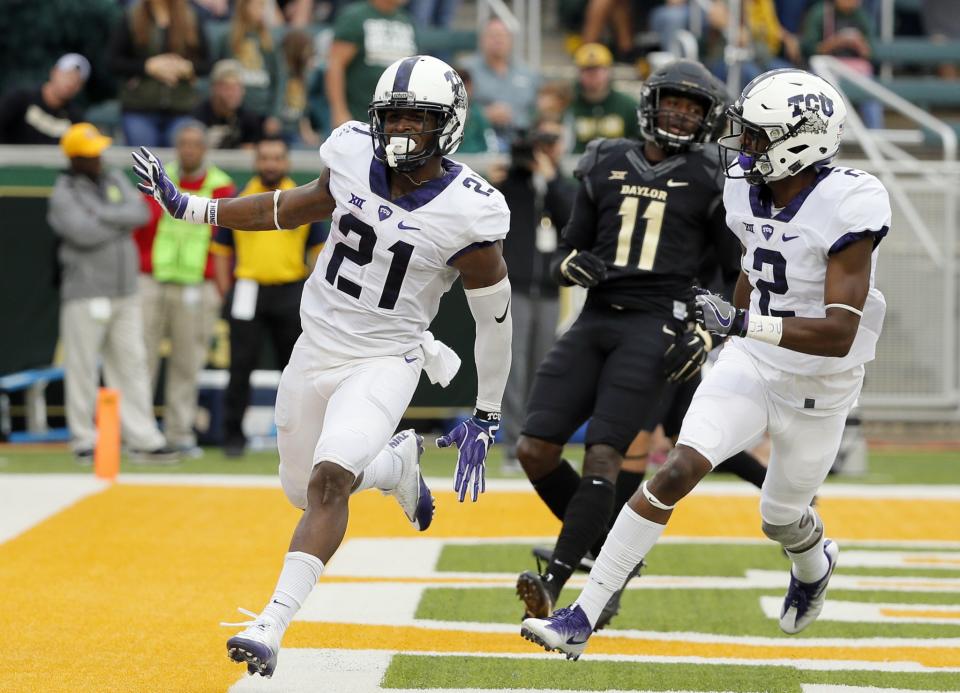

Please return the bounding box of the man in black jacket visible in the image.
[496,118,577,472]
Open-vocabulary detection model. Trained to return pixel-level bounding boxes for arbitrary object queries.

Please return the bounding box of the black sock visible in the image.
[545,475,615,600]
[716,450,767,489]
[589,469,645,558]
[532,458,581,521]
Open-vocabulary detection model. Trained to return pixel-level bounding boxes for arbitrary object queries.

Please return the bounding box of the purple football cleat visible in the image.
[520,604,593,660]
[780,539,839,634]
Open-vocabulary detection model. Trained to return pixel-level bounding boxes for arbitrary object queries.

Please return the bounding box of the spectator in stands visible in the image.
[460,17,540,151]
[220,0,282,129]
[191,0,232,22]
[456,67,499,154]
[48,123,178,464]
[135,121,235,456]
[536,80,574,122]
[325,0,418,127]
[580,0,636,62]
[110,0,212,147]
[277,0,316,27]
[922,0,960,79]
[193,59,266,148]
[407,0,460,32]
[702,0,801,85]
[0,54,90,145]
[566,43,640,153]
[495,117,575,472]
[211,137,325,457]
[802,0,883,129]
[276,29,324,147]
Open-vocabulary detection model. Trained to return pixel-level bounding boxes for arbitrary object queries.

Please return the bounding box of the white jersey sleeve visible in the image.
[821,169,891,254]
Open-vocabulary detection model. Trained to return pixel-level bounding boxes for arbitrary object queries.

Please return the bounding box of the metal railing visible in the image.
[810,55,960,417]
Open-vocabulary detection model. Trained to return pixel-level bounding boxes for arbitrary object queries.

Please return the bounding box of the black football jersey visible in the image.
[560,138,740,316]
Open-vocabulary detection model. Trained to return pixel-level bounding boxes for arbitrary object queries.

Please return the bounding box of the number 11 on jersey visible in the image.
[615,197,665,271]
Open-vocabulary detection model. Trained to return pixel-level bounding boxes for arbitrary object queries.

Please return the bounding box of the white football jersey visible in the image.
[299,121,510,359]
[725,165,890,376]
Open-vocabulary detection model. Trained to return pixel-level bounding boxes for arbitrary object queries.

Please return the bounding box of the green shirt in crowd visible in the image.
[568,88,640,154]
[333,2,418,122]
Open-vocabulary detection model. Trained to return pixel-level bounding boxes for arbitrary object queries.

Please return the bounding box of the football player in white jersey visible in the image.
[520,68,890,659]
[133,55,512,677]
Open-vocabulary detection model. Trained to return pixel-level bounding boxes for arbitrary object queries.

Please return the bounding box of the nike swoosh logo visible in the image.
[404,355,418,363]
[707,300,732,328]
[782,234,799,242]
[495,297,510,323]
[566,635,590,645]
[666,179,688,187]
[398,221,420,231]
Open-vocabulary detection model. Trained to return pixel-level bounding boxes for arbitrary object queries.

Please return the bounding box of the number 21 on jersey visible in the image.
[325,213,413,310]
[615,197,665,270]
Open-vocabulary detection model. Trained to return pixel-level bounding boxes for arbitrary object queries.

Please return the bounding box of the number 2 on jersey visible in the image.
[753,248,795,317]
[325,213,413,310]
[615,197,664,270]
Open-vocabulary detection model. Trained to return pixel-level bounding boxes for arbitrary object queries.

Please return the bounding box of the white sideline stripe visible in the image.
[325,538,443,577]
[309,572,960,593]
[298,583,423,624]
[228,649,392,692]
[761,596,960,624]
[0,474,108,544]
[420,536,960,549]
[841,550,960,569]
[110,473,960,500]
[227,647,960,693]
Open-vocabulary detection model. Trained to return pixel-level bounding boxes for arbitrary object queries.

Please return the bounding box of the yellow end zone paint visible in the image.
[1,483,958,692]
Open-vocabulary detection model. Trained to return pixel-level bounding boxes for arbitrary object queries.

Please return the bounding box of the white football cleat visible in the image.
[386,429,435,531]
[223,608,281,678]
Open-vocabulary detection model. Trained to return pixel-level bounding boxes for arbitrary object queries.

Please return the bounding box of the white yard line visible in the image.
[0,474,108,544]
[226,647,960,693]
[761,596,960,625]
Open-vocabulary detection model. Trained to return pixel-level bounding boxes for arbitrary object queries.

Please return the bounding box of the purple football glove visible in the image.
[437,411,500,502]
[131,146,189,218]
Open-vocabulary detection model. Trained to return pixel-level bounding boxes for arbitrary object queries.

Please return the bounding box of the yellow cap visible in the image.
[60,123,112,158]
[574,43,613,69]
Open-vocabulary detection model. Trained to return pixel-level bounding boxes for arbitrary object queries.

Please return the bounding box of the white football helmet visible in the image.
[368,55,468,172]
[718,68,846,185]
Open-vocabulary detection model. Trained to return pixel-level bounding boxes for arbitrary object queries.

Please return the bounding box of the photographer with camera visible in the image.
[496,118,577,473]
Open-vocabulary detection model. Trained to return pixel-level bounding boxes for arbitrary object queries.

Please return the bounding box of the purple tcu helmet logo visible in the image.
[787,93,834,118]
[444,70,466,110]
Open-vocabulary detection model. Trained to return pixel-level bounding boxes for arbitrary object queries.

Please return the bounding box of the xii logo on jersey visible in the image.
[608,170,627,180]
[744,222,755,234]
[349,193,366,209]
[378,204,393,221]
[761,224,775,241]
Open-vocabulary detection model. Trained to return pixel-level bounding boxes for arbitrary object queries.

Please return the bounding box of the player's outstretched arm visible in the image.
[437,243,511,502]
[695,237,873,357]
[132,147,335,230]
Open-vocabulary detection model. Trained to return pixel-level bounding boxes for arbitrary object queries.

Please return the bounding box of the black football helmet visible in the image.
[638,59,728,153]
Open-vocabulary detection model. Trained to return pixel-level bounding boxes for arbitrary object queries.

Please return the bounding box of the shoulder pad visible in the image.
[574,138,632,180]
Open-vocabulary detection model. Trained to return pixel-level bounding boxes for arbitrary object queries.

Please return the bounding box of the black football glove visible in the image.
[559,249,607,288]
[662,324,713,383]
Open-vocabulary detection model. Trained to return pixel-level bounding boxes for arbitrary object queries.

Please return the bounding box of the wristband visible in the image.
[273,189,282,230]
[746,311,783,345]
[474,409,501,430]
[183,194,212,224]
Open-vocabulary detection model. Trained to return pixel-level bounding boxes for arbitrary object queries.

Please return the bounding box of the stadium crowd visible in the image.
[0,0,955,463]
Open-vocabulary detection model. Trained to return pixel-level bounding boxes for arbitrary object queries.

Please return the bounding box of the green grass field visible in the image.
[1,443,957,484]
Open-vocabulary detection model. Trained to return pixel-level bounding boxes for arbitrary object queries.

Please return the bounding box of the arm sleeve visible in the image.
[333,6,363,43]
[826,173,891,255]
[464,275,512,413]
